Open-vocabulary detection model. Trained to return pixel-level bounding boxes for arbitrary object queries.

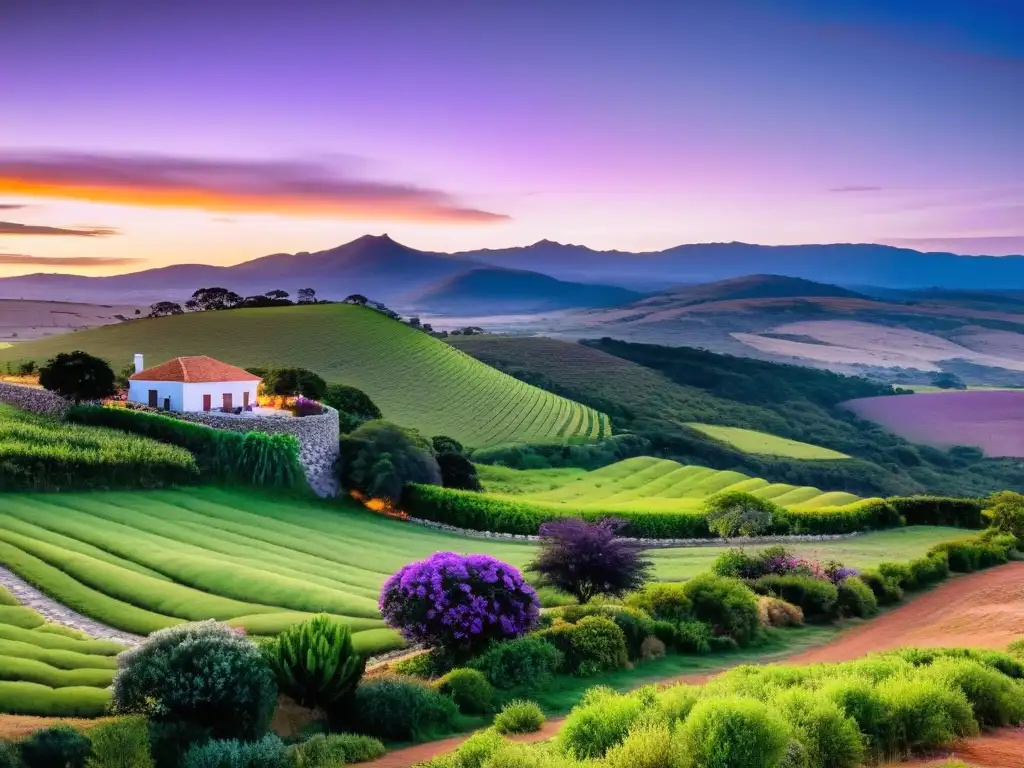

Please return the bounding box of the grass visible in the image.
[0,585,125,718]
[482,456,862,511]
[684,423,850,460]
[0,304,606,448]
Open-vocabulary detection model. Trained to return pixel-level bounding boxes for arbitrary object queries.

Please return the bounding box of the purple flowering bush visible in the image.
[714,546,858,584]
[290,396,325,417]
[379,552,540,658]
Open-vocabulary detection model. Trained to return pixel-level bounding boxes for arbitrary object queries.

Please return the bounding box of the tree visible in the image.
[933,372,967,390]
[407,316,422,329]
[187,287,243,311]
[148,301,184,318]
[264,289,289,300]
[432,435,465,455]
[528,518,651,604]
[339,421,441,501]
[323,384,382,431]
[437,452,481,491]
[983,491,1024,543]
[703,491,780,538]
[297,288,317,304]
[344,294,369,305]
[16,360,36,376]
[39,351,116,403]
[115,363,135,392]
[261,367,327,400]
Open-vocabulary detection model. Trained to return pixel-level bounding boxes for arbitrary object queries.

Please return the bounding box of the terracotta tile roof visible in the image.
[130,356,262,383]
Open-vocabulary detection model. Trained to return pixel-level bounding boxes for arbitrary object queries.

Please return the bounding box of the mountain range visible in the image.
[1,234,1023,309]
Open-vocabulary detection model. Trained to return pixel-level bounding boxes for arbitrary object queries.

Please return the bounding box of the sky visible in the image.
[1,0,1022,276]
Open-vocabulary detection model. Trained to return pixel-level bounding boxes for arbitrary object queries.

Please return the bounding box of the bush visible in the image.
[262,614,364,709]
[492,700,545,735]
[703,491,780,538]
[640,637,666,660]
[66,406,303,489]
[321,385,381,429]
[558,692,646,758]
[391,649,450,680]
[39,351,116,403]
[286,733,385,767]
[889,496,985,529]
[20,726,92,768]
[929,538,1009,573]
[111,620,277,742]
[772,688,864,768]
[602,720,674,768]
[608,608,656,660]
[835,577,878,618]
[469,636,563,691]
[432,436,465,456]
[819,678,889,757]
[682,574,761,645]
[380,552,539,658]
[751,576,839,621]
[349,676,458,741]
[86,716,153,768]
[922,657,1024,728]
[676,697,789,768]
[0,742,17,768]
[857,570,902,605]
[434,668,494,715]
[655,684,702,723]
[558,616,629,676]
[260,368,327,400]
[876,677,977,756]
[182,734,285,768]
[983,491,1024,543]
[339,420,441,501]
[624,583,691,623]
[1008,638,1024,659]
[437,452,482,491]
[650,619,713,654]
[419,728,504,768]
[756,597,804,628]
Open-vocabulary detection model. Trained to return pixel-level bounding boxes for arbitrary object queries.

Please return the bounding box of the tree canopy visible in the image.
[39,351,117,403]
[339,420,441,501]
[148,301,184,317]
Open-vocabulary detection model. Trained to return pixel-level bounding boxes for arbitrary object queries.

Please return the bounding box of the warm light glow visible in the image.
[350,490,408,519]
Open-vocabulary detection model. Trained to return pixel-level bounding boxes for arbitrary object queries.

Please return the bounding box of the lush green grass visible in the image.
[684,423,850,460]
[485,456,862,511]
[475,464,586,495]
[0,304,607,448]
[0,404,199,491]
[0,585,125,717]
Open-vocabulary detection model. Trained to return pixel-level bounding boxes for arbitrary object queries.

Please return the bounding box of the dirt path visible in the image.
[363,564,1024,768]
[891,727,1024,768]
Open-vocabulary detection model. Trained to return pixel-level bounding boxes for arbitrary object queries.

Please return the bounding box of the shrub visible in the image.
[876,677,977,756]
[624,583,691,623]
[676,697,789,768]
[20,726,92,768]
[835,577,878,618]
[289,396,325,417]
[421,728,504,768]
[682,574,761,645]
[877,562,912,587]
[287,733,385,767]
[529,518,651,604]
[262,614,364,709]
[261,368,327,400]
[819,678,888,757]
[602,720,674,768]
[756,597,804,628]
[349,676,458,741]
[379,552,539,658]
[595,607,655,660]
[888,496,985,529]
[182,734,285,768]
[0,742,17,768]
[39,351,116,403]
[391,649,450,679]
[561,616,629,676]
[655,684,702,723]
[857,570,902,605]
[339,421,441,501]
[492,700,545,735]
[751,576,839,621]
[1008,638,1024,659]
[703,491,780,538]
[322,385,381,428]
[983,491,1024,543]
[558,692,646,758]
[437,452,482,491]
[922,657,1024,728]
[640,636,666,660]
[86,716,154,768]
[432,436,465,456]
[111,620,277,742]
[469,636,563,691]
[929,538,1008,574]
[434,668,495,715]
[772,688,864,768]
[651,619,713,654]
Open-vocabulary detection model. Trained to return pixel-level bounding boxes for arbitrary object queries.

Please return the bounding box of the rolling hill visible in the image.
[403,266,642,313]
[0,304,608,448]
[619,275,869,310]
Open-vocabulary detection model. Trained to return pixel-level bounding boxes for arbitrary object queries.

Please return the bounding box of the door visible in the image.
[222,392,233,410]
[203,394,211,411]
[148,389,158,407]
[243,391,250,408]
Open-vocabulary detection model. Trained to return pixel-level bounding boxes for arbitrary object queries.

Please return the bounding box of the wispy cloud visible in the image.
[0,221,119,236]
[828,185,884,193]
[0,252,142,266]
[0,150,509,224]
[0,203,29,210]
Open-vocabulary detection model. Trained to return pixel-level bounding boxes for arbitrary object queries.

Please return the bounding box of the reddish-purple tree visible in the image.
[529,518,652,604]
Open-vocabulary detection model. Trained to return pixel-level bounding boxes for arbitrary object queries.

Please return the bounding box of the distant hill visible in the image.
[0,303,606,448]
[624,275,868,310]
[404,267,643,313]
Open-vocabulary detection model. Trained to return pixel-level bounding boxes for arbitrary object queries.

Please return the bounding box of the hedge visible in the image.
[66,406,304,490]
[0,681,110,717]
[888,497,986,529]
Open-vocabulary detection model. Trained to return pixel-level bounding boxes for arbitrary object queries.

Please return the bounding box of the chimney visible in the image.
[134,353,144,373]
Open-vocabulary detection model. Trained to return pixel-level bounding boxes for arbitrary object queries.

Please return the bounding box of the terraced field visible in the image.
[483,456,861,511]
[0,585,123,717]
[684,423,850,460]
[0,305,607,447]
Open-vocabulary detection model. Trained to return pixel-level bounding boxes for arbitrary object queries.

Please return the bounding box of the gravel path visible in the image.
[0,565,143,646]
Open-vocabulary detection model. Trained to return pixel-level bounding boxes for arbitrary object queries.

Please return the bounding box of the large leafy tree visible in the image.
[339,420,441,501]
[529,518,651,604]
[297,287,317,304]
[261,367,327,400]
[39,351,116,403]
[148,301,184,317]
[185,287,243,311]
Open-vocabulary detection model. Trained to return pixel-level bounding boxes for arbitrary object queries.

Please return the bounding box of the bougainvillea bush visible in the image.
[713,545,859,585]
[379,552,540,658]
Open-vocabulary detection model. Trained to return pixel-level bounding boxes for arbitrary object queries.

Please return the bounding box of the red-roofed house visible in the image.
[128,353,262,412]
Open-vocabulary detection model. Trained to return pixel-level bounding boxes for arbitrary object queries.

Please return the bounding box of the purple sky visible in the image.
[1,0,1022,275]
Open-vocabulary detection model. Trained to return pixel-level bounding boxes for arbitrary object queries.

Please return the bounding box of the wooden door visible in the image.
[243,391,250,408]
[148,389,158,407]
[203,394,212,411]
[222,392,233,410]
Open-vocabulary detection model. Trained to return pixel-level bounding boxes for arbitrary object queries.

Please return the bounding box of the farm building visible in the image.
[128,353,261,412]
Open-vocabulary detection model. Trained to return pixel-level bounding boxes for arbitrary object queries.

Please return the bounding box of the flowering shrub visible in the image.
[379,552,540,657]
[290,396,325,417]
[714,546,858,585]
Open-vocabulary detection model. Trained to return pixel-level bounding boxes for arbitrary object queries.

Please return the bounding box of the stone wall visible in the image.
[0,382,70,417]
[172,407,341,498]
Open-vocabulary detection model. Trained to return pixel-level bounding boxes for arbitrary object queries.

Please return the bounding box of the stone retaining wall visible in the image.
[0,381,70,417]
[172,407,341,498]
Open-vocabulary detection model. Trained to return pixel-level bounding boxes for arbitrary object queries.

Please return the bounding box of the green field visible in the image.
[0,305,608,448]
[481,456,862,511]
[685,423,850,460]
[0,585,124,717]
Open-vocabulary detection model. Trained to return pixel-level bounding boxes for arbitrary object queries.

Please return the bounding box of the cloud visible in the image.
[0,150,509,224]
[0,221,119,236]
[829,185,884,193]
[0,252,142,266]
[880,236,1024,257]
[0,203,28,210]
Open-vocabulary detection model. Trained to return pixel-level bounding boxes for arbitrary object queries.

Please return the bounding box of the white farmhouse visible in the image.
[128,354,262,412]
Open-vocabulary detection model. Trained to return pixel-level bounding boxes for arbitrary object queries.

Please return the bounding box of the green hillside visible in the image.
[480,456,861,511]
[684,423,850,460]
[0,304,607,448]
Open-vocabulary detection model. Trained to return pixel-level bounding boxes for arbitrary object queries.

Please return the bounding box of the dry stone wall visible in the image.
[171,407,341,497]
[0,381,70,417]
